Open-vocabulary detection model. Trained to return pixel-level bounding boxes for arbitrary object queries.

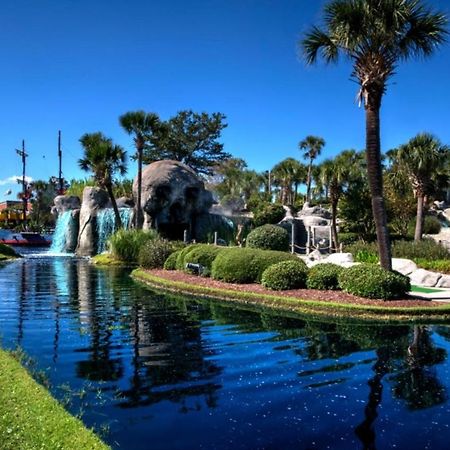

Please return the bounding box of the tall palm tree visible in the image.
[391,133,449,241]
[301,0,448,270]
[78,132,128,228]
[119,111,160,229]
[319,150,361,250]
[299,135,325,204]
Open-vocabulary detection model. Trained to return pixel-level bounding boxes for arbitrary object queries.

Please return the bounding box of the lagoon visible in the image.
[1,254,450,449]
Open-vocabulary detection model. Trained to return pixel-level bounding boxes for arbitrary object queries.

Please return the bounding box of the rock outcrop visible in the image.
[134,160,214,240]
[76,187,109,256]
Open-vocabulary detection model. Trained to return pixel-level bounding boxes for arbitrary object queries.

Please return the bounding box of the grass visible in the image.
[131,269,450,323]
[91,253,132,267]
[0,349,109,450]
[0,243,20,261]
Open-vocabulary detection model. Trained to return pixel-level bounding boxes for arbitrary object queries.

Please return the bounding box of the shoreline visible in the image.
[131,268,450,323]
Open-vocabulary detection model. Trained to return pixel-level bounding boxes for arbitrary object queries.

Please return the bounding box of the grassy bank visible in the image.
[0,349,109,450]
[0,243,20,261]
[131,269,450,323]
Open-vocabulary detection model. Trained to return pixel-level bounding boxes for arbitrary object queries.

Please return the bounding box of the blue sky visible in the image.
[1,0,450,202]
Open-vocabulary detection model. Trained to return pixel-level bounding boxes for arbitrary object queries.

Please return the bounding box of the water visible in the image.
[97,208,132,253]
[1,257,450,449]
[50,211,75,253]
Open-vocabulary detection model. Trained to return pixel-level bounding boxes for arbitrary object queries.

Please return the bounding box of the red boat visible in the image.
[1,232,51,247]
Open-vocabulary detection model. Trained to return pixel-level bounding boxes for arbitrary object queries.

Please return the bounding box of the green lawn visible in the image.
[0,349,109,450]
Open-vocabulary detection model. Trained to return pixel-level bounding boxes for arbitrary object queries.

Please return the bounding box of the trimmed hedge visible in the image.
[261,260,308,290]
[338,264,410,300]
[246,224,289,251]
[307,263,343,290]
[211,247,297,284]
[175,244,204,271]
[138,238,174,269]
[164,250,181,270]
[253,203,285,227]
[182,244,223,275]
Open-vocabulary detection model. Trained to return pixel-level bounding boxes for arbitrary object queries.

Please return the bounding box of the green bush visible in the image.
[182,244,223,274]
[109,229,158,263]
[392,238,450,260]
[338,264,410,299]
[246,224,289,251]
[413,258,450,274]
[175,244,204,271]
[345,241,379,263]
[338,232,360,246]
[0,243,19,257]
[164,250,182,270]
[211,247,297,283]
[253,203,285,227]
[307,263,344,290]
[138,238,175,269]
[261,260,308,290]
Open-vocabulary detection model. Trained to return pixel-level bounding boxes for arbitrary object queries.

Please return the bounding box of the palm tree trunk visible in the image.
[414,193,425,241]
[106,182,123,229]
[331,194,339,252]
[136,145,143,229]
[365,100,392,270]
[306,159,313,203]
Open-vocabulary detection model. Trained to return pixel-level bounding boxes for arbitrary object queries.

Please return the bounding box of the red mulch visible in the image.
[148,269,439,308]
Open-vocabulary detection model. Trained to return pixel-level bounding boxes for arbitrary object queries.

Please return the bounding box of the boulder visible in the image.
[409,269,442,287]
[437,275,450,288]
[76,187,109,256]
[52,195,81,216]
[391,258,418,276]
[298,203,331,219]
[323,252,354,266]
[135,160,214,240]
[300,216,329,227]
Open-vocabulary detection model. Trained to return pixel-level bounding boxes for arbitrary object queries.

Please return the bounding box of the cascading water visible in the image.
[50,210,74,253]
[96,207,132,253]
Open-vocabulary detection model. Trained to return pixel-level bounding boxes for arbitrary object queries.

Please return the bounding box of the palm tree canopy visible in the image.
[119,111,160,149]
[301,0,448,104]
[299,135,326,161]
[391,132,449,193]
[78,132,127,187]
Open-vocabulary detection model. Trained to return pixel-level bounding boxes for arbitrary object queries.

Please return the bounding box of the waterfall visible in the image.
[50,211,74,253]
[96,208,132,253]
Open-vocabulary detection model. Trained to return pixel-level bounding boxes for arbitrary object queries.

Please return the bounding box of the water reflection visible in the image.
[1,257,450,449]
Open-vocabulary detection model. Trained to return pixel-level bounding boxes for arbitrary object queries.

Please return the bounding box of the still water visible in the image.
[1,254,450,449]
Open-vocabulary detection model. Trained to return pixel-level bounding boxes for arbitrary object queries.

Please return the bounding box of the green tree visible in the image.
[391,133,449,240]
[143,110,231,175]
[319,150,361,249]
[78,132,128,228]
[301,0,448,270]
[272,158,306,205]
[299,135,325,204]
[120,111,160,229]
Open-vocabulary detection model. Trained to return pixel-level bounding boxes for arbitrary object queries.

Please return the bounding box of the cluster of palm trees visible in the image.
[301,0,448,270]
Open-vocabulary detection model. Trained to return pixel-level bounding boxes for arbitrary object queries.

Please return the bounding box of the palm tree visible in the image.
[319,150,361,250]
[299,135,325,204]
[391,133,449,241]
[78,132,128,228]
[272,158,305,205]
[301,0,448,270]
[119,111,160,229]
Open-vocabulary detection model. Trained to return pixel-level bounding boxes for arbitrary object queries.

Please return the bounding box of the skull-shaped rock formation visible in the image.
[134,160,214,240]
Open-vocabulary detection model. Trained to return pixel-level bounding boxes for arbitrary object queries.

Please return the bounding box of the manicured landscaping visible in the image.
[0,349,109,450]
[132,268,450,323]
[0,243,20,261]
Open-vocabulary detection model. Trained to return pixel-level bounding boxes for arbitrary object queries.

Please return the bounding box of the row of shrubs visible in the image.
[107,227,411,299]
[164,244,410,300]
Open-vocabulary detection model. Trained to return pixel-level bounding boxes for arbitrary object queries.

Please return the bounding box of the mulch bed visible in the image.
[148,269,439,308]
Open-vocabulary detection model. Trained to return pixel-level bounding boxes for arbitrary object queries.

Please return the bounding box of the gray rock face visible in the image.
[323,252,354,265]
[135,160,214,240]
[392,258,418,276]
[52,195,81,216]
[298,203,331,219]
[76,187,109,256]
[409,269,442,287]
[437,275,450,288]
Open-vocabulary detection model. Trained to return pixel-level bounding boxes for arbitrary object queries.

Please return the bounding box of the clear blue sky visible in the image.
[1,0,450,202]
